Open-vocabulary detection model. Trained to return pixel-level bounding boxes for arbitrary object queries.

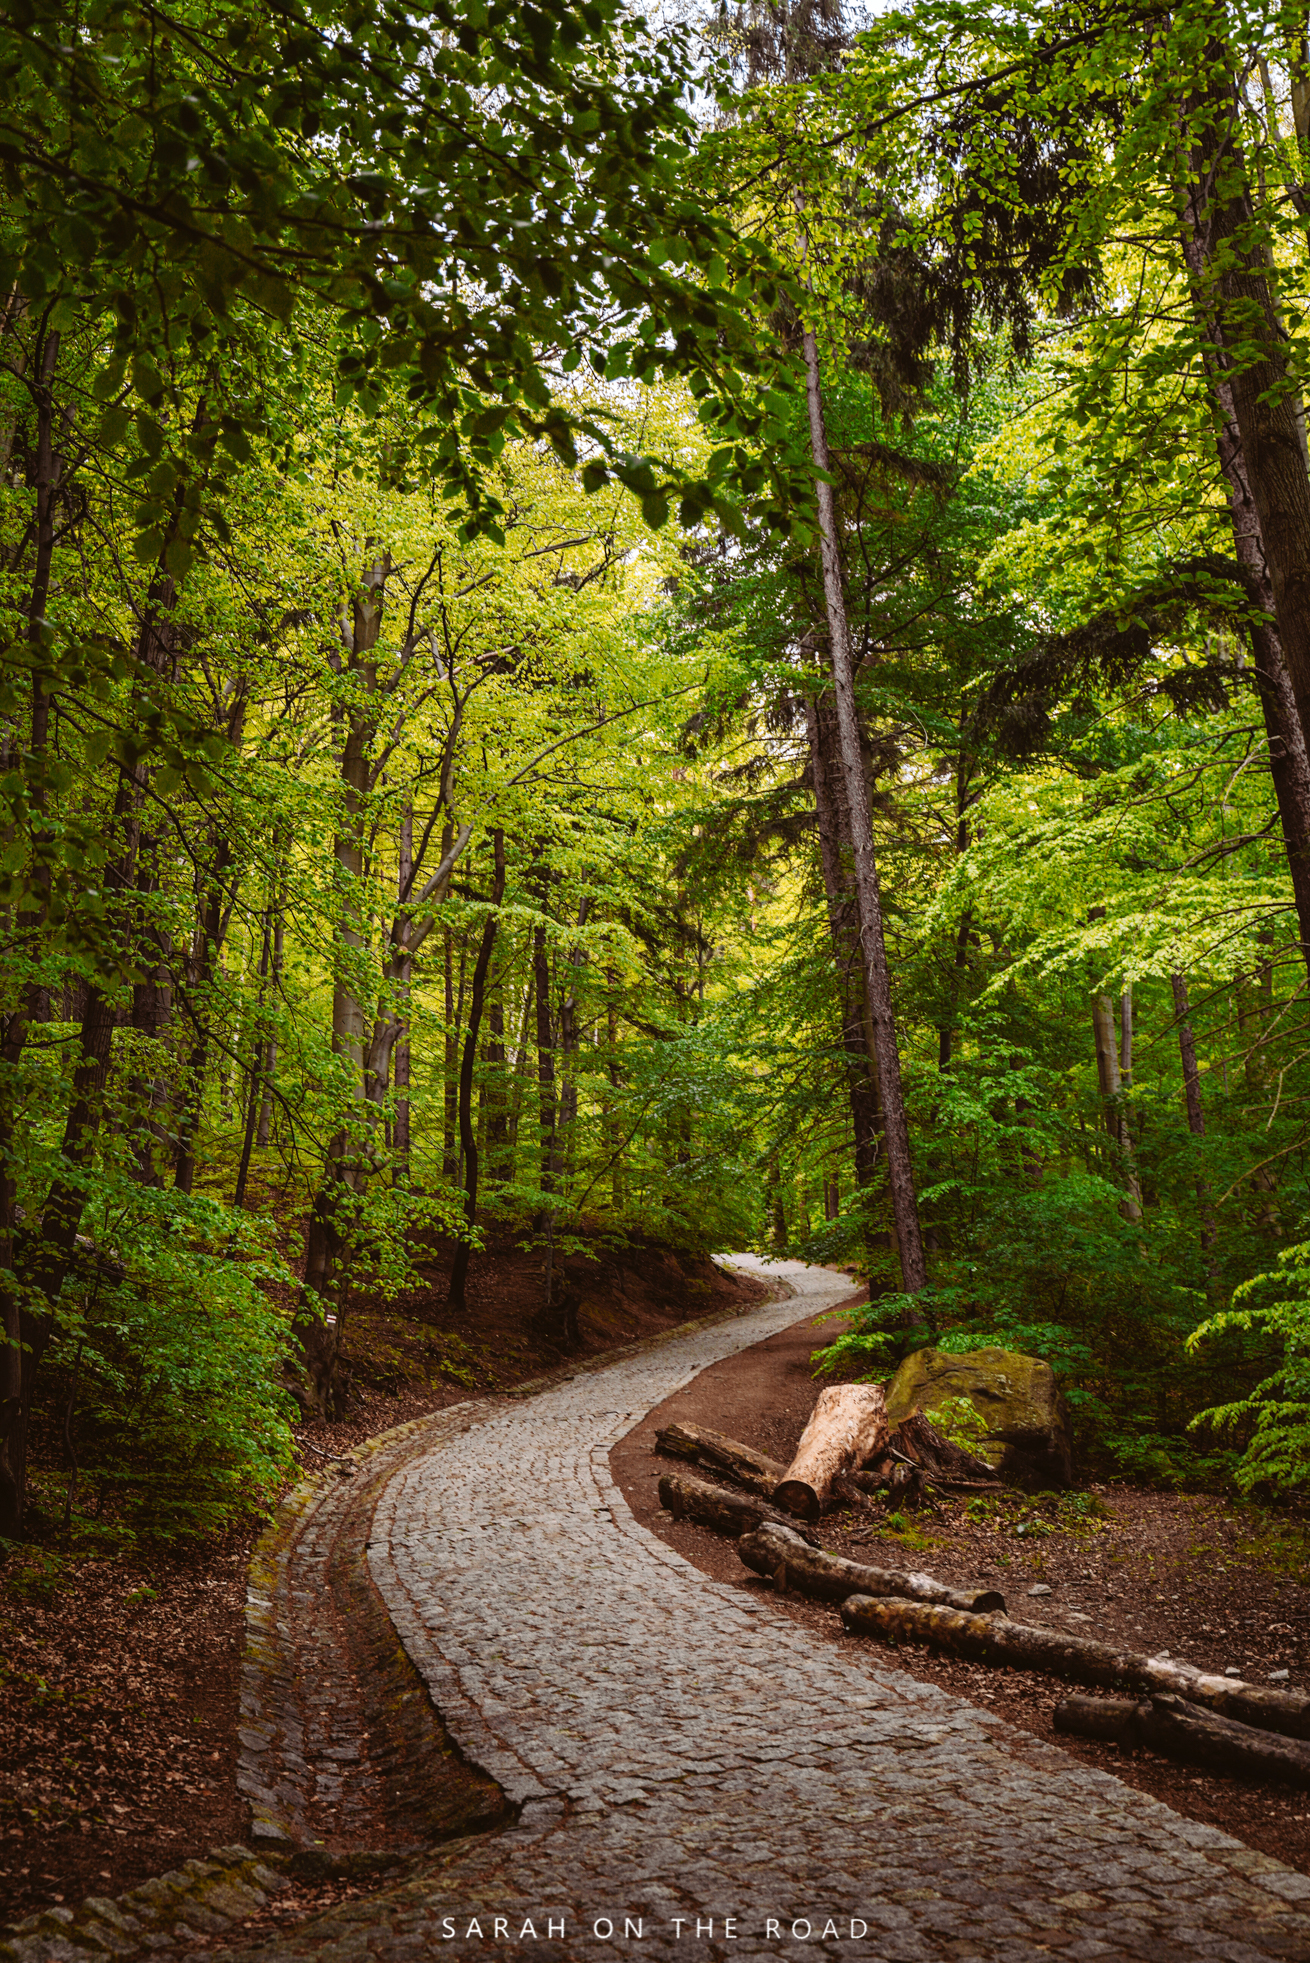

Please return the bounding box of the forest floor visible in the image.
[7,1253,1310,1929]
[0,1231,770,1924]
[612,1291,1310,1877]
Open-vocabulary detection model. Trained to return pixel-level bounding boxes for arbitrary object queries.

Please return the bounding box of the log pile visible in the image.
[838,1594,1310,1738]
[654,1423,787,1496]
[649,1395,1304,1792]
[655,1389,1000,1526]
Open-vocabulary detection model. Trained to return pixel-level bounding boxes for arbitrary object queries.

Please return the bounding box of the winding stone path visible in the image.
[228,1259,1310,1960]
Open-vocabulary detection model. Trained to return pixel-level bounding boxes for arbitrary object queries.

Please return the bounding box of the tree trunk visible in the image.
[801,326,926,1291]
[1054,1691,1310,1787]
[449,831,505,1311]
[805,690,884,1194]
[1179,175,1310,980]
[173,835,235,1194]
[394,800,413,1176]
[1090,991,1143,1221]
[507,968,536,1175]
[256,895,284,1150]
[443,925,458,1179]
[1171,971,1217,1267]
[532,876,559,1311]
[774,1382,889,1521]
[1185,76,1310,759]
[232,905,274,1210]
[839,1594,1310,1737]
[296,554,389,1415]
[737,1521,1005,1613]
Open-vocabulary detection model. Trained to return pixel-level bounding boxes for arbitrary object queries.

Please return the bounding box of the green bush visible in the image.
[41,1184,298,1544]
[1189,1242,1310,1495]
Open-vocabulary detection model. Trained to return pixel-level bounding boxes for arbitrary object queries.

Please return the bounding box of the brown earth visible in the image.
[0,1235,771,1925]
[611,1288,1310,1877]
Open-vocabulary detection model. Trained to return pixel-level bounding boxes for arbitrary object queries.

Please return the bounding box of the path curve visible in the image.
[245,1260,1310,1960]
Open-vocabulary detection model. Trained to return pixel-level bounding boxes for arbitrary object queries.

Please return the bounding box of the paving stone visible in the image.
[209,1258,1310,1961]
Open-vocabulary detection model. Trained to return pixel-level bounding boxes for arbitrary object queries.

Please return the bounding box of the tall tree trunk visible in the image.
[484,971,510,1187]
[805,690,884,1194]
[604,979,626,1214]
[443,927,459,1179]
[449,833,505,1310]
[233,905,274,1212]
[1090,992,1144,1223]
[801,325,926,1292]
[1171,970,1217,1270]
[255,870,286,1150]
[1185,72,1310,759]
[394,800,413,1177]
[533,882,559,1306]
[558,898,591,1188]
[507,968,536,1175]
[1179,178,1310,981]
[297,554,389,1415]
[127,827,173,1186]
[173,836,235,1195]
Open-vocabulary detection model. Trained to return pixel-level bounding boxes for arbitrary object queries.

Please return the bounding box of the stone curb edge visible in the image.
[238,1262,805,1847]
[0,1844,293,1963]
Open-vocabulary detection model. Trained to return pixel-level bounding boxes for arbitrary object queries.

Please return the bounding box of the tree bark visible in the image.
[1090,991,1143,1221]
[449,831,505,1311]
[657,1469,818,1541]
[801,325,926,1291]
[805,690,884,1194]
[393,800,413,1176]
[1054,1691,1310,1787]
[256,891,284,1151]
[173,831,236,1195]
[1185,75,1310,762]
[1171,971,1217,1267]
[1179,171,1310,979]
[775,1381,889,1520]
[840,1595,1310,1737]
[738,1520,1005,1613]
[655,1422,789,1491]
[232,904,273,1211]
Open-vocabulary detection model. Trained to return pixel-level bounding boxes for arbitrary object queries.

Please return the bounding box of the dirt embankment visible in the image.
[611,1288,1310,1876]
[0,1237,770,1924]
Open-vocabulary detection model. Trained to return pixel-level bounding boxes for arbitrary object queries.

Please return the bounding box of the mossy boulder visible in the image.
[885,1346,1074,1488]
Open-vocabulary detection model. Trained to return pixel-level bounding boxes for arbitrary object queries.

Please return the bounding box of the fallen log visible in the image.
[654,1423,786,1495]
[657,1470,818,1542]
[738,1521,1005,1614]
[775,1384,890,1521]
[839,1595,1310,1740]
[1055,1692,1310,1787]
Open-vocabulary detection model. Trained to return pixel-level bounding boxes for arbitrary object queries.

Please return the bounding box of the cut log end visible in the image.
[776,1383,890,1519]
[774,1477,821,1523]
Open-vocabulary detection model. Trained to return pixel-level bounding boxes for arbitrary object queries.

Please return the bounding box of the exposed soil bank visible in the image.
[611,1278,1310,1876]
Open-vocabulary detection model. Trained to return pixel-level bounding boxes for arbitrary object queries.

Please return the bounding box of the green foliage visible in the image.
[963,1489,1111,1538]
[42,1192,297,1545]
[1189,1242,1310,1496]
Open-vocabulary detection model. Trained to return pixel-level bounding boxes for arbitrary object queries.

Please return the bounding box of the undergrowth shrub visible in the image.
[1189,1241,1310,1494]
[35,1184,297,1546]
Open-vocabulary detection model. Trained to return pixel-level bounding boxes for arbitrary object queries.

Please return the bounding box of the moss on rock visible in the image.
[885,1346,1074,1488]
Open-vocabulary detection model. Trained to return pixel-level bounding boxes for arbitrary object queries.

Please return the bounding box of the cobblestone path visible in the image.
[225,1259,1310,1962]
